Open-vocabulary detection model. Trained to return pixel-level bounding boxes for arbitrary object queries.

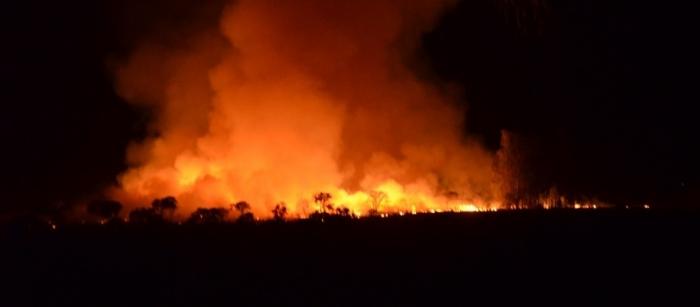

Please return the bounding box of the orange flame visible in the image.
[110,0,502,218]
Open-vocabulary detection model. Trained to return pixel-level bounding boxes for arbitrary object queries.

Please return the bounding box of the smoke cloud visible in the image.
[111,0,502,217]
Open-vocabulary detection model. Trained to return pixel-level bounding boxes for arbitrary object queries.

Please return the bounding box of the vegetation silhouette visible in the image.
[272,203,288,222]
[126,196,179,224]
[313,192,333,214]
[309,192,356,222]
[233,201,251,213]
[151,196,177,218]
[367,191,388,217]
[368,191,387,211]
[233,201,255,224]
[334,207,353,218]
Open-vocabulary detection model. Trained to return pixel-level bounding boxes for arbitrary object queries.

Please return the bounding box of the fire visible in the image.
[110,0,503,219]
[457,204,480,212]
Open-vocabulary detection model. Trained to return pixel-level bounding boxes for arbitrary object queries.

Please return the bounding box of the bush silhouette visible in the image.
[334,207,353,218]
[152,196,177,218]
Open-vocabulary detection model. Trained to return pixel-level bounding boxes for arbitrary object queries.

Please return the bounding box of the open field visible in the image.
[3,209,699,306]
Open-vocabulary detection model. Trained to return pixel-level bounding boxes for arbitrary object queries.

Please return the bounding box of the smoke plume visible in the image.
[112,0,502,217]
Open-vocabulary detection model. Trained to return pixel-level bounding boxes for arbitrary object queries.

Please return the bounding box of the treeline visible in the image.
[80,192,361,226]
[0,191,412,232]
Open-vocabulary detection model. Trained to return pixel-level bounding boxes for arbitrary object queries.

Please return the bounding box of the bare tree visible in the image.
[368,191,387,215]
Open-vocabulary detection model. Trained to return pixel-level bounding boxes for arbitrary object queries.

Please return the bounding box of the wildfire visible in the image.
[110,0,503,218]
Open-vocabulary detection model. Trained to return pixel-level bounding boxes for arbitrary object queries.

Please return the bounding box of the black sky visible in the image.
[1,0,698,214]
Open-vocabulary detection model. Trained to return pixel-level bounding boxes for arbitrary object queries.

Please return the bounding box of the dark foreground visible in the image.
[3,210,699,306]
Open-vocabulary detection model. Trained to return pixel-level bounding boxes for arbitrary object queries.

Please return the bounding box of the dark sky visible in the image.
[1,0,698,214]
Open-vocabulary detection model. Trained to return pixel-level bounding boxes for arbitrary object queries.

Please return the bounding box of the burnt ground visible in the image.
[2,210,699,306]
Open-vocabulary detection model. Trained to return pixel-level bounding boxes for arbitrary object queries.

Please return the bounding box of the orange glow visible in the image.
[457,204,480,212]
[110,0,503,219]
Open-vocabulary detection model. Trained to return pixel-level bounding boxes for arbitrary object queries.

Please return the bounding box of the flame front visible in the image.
[111,0,502,218]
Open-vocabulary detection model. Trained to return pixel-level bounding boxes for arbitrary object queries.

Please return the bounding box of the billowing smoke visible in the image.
[111,0,502,218]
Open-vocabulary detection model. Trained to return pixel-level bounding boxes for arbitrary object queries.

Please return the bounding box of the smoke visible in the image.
[111,0,502,217]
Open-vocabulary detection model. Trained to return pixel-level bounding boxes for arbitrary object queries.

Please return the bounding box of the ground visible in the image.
[3,210,699,306]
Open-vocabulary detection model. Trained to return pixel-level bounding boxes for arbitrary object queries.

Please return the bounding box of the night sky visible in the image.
[2,0,698,214]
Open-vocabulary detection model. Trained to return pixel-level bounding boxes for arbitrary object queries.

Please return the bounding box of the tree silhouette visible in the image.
[87,200,122,223]
[313,192,333,214]
[233,201,251,214]
[152,196,177,218]
[232,201,255,223]
[272,203,288,221]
